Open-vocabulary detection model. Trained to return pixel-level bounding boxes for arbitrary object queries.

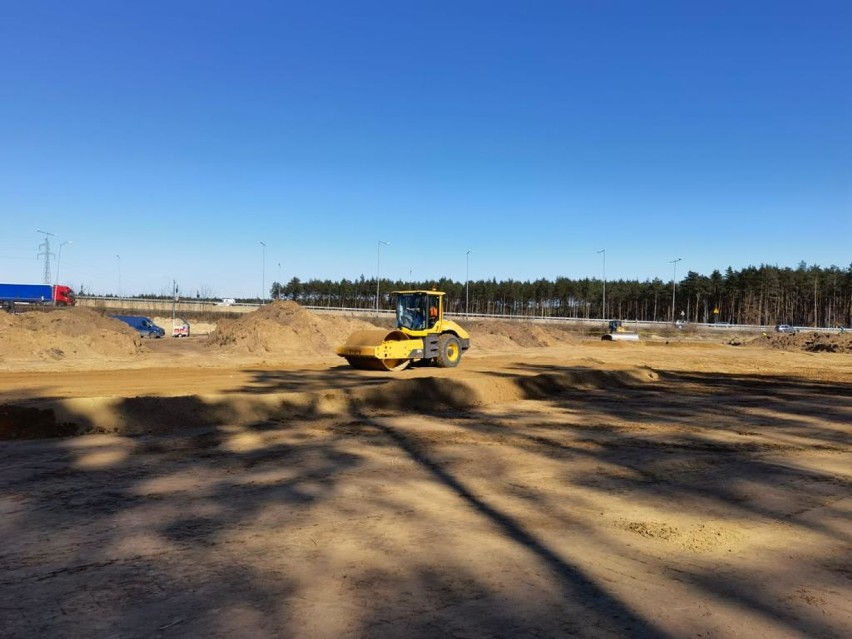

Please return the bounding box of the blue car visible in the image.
[110,315,165,338]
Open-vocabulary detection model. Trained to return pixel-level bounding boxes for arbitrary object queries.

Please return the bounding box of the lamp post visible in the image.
[814,276,818,328]
[597,248,606,320]
[277,262,281,299]
[259,241,267,304]
[465,250,471,317]
[115,254,121,301]
[670,257,682,323]
[56,240,73,286]
[172,279,178,326]
[376,240,390,313]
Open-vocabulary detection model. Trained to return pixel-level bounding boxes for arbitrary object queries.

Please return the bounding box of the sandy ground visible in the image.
[1,312,850,638]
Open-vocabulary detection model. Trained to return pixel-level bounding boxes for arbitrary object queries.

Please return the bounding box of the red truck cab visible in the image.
[54,285,76,306]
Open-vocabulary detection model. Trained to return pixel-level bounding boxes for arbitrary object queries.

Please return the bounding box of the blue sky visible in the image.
[1,1,849,298]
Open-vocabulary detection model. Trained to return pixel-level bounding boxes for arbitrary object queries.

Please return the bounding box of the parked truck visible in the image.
[0,283,76,311]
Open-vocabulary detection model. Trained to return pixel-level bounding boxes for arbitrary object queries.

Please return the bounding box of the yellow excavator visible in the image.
[337,290,471,371]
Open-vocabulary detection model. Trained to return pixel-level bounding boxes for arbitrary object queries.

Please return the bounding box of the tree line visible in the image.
[268,262,852,328]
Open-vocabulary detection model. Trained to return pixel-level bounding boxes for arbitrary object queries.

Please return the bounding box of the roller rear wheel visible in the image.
[435,334,461,368]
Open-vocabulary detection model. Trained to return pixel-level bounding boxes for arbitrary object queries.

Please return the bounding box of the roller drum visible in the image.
[338,329,413,371]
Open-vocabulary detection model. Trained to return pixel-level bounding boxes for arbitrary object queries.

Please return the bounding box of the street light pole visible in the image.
[597,248,606,320]
[277,262,281,299]
[56,240,73,286]
[465,250,471,317]
[670,257,682,323]
[376,240,390,314]
[115,254,121,301]
[260,241,267,304]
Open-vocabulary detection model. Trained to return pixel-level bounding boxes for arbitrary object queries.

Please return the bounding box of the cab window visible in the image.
[396,293,427,330]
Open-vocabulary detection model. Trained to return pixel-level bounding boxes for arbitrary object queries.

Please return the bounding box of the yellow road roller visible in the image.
[337,290,471,371]
[602,319,640,341]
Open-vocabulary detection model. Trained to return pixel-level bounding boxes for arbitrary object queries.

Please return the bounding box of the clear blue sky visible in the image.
[1,1,849,298]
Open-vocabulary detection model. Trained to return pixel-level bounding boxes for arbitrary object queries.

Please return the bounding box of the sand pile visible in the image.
[464,320,579,351]
[207,306,581,357]
[206,301,380,356]
[761,331,852,353]
[0,308,144,362]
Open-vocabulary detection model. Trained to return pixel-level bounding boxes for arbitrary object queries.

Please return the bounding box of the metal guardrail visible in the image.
[302,306,845,334]
[76,297,844,334]
[77,296,260,314]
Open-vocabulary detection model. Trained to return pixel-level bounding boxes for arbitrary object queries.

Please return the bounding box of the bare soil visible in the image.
[0,304,850,638]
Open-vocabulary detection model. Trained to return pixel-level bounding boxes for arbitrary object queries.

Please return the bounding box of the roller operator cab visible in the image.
[337,290,471,371]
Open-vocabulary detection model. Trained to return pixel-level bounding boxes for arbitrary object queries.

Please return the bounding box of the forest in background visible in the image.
[265,262,852,328]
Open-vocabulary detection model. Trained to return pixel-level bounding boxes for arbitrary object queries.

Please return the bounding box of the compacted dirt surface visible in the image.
[1,304,850,638]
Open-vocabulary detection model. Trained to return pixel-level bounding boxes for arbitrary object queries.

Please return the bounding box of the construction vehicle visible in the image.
[337,290,470,371]
[602,320,639,341]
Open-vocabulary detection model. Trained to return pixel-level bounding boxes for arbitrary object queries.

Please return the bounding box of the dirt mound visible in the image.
[0,308,143,362]
[756,331,852,353]
[0,366,661,439]
[206,301,380,356]
[465,320,579,350]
